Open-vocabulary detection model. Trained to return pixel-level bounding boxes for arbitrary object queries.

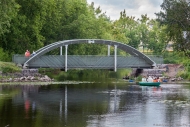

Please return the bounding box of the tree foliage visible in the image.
[0,0,169,61]
[112,11,167,55]
[156,0,190,57]
[0,0,19,36]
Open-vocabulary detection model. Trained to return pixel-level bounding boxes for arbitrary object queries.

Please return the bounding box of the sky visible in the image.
[87,0,163,20]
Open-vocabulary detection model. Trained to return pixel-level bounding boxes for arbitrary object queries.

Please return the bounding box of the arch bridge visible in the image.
[13,39,163,72]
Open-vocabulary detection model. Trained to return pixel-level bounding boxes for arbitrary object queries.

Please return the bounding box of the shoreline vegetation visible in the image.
[1,79,190,86]
[0,61,189,85]
[0,81,95,85]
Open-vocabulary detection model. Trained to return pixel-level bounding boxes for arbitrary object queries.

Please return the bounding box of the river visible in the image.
[0,83,190,127]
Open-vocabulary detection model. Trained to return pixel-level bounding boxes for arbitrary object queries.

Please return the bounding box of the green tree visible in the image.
[61,1,112,55]
[125,17,140,49]
[41,0,66,46]
[0,0,19,36]
[146,20,168,54]
[0,47,9,61]
[137,14,150,53]
[137,15,168,55]
[0,0,50,54]
[111,10,130,44]
[156,0,190,57]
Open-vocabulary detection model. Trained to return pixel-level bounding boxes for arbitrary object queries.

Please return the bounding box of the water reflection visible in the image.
[65,85,67,122]
[108,85,119,113]
[0,84,190,127]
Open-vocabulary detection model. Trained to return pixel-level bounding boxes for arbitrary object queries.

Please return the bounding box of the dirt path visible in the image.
[164,64,183,78]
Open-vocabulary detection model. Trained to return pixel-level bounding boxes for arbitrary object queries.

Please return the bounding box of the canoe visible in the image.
[128,79,134,82]
[139,82,160,86]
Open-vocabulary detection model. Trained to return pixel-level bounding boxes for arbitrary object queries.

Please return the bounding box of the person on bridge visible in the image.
[25,50,30,57]
[31,51,36,56]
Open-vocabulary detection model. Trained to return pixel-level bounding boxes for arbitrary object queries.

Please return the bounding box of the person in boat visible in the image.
[157,77,160,82]
[142,76,147,82]
[147,76,153,82]
[153,78,157,82]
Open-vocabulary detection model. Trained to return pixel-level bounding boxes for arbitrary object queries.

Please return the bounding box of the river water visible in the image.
[0,83,190,127]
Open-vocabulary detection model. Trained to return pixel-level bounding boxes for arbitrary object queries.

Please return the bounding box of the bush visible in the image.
[177,71,187,79]
[136,75,142,81]
[164,58,178,64]
[0,61,21,73]
[56,72,68,81]
[163,51,183,64]
[0,48,11,61]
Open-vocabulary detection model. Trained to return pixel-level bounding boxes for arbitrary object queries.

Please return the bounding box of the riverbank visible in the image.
[0,81,95,85]
[0,69,54,83]
[0,64,188,84]
[140,64,185,82]
[1,79,190,86]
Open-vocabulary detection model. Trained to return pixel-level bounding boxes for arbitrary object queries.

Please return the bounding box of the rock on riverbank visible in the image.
[0,69,53,82]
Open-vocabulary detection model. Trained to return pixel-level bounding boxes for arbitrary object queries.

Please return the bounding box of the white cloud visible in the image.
[87,0,163,20]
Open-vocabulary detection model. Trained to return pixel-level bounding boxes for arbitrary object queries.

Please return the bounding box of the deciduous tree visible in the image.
[156,0,190,57]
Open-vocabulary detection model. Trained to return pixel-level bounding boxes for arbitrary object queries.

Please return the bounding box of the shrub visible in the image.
[0,61,21,73]
[0,48,11,61]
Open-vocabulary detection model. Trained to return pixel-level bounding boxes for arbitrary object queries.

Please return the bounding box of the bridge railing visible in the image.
[12,54,28,65]
[148,55,163,65]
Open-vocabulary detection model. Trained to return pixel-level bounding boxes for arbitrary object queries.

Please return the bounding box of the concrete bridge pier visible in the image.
[65,45,68,72]
[108,45,110,56]
[60,46,62,55]
[114,45,117,72]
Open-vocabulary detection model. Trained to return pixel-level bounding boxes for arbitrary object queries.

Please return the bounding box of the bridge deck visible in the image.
[13,55,163,69]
